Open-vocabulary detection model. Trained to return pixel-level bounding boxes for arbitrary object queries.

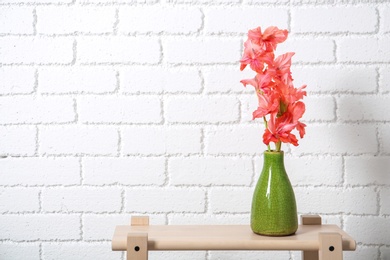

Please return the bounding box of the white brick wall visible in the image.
[1,1,389,259]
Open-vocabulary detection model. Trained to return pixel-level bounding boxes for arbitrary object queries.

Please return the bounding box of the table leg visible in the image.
[127,232,148,260]
[301,215,322,260]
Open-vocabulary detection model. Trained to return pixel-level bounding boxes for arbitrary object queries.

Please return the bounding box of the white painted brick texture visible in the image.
[292,7,377,33]
[0,7,34,35]
[39,67,117,94]
[1,2,389,260]
[0,37,74,64]
[0,67,35,94]
[36,7,116,35]
[119,7,202,34]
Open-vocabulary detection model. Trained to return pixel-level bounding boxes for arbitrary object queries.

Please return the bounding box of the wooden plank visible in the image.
[112,224,356,252]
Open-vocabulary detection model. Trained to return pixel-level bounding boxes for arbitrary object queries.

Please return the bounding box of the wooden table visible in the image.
[112,215,356,260]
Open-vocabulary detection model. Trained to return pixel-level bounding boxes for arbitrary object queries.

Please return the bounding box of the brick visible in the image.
[338,38,390,63]
[0,126,36,156]
[295,187,377,214]
[380,67,390,93]
[119,7,202,34]
[382,7,390,33]
[169,157,252,186]
[239,94,259,122]
[343,247,379,260]
[126,188,206,213]
[164,38,241,64]
[120,67,201,94]
[83,157,165,185]
[121,126,201,155]
[37,7,115,35]
[0,243,40,260]
[39,126,118,155]
[293,67,377,93]
[77,37,160,64]
[42,188,121,213]
[0,67,35,94]
[303,96,335,121]
[209,188,252,213]
[168,214,249,225]
[0,7,34,34]
[292,7,376,34]
[277,38,334,63]
[167,0,239,3]
[205,125,264,155]
[381,247,390,260]
[0,96,75,124]
[380,188,390,215]
[345,216,390,244]
[379,124,390,154]
[345,156,390,185]
[270,156,343,186]
[1,0,72,2]
[204,67,254,93]
[150,251,206,260]
[165,96,239,123]
[0,188,39,213]
[291,124,377,155]
[0,214,80,241]
[244,0,288,3]
[80,0,156,3]
[77,96,161,124]
[42,243,120,260]
[83,214,166,240]
[0,157,80,185]
[204,8,288,33]
[210,251,290,260]
[338,96,390,121]
[0,37,73,64]
[39,66,116,94]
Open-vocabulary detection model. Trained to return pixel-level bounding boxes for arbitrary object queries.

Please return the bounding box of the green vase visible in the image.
[251,151,298,236]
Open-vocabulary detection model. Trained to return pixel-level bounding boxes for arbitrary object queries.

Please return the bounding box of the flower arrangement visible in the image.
[240,26,307,152]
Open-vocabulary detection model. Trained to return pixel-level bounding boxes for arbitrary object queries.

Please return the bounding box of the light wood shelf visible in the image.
[112,215,356,260]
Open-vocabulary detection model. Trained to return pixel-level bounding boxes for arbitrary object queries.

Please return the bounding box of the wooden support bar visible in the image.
[131,216,149,226]
[301,215,321,260]
[127,232,148,260]
[319,232,343,260]
[301,215,322,225]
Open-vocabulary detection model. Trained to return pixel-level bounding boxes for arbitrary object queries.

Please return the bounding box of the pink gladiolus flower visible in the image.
[240,41,274,73]
[239,25,307,150]
[253,92,279,119]
[247,26,288,52]
[263,112,299,146]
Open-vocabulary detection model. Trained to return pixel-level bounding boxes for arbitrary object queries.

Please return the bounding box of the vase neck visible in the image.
[263,151,284,165]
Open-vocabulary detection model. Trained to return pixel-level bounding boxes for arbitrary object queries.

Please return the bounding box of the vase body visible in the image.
[251,151,298,236]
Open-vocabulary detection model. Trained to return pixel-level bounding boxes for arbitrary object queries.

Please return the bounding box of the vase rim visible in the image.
[264,150,284,154]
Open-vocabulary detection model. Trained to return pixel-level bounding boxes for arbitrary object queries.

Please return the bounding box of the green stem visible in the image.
[275,141,282,152]
[263,116,271,152]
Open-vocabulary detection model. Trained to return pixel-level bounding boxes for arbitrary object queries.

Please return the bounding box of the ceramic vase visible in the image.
[251,151,298,236]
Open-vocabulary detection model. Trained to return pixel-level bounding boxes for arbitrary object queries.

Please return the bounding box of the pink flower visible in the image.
[239,25,307,150]
[268,52,295,82]
[247,26,289,52]
[263,112,299,146]
[253,92,279,119]
[240,41,274,73]
[240,72,272,92]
